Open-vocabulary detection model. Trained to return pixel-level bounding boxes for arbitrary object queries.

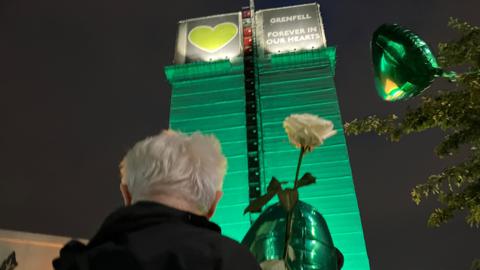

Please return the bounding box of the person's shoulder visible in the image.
[53,239,142,270]
[216,235,261,270]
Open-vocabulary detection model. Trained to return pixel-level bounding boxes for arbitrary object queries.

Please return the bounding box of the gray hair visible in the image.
[120,130,227,213]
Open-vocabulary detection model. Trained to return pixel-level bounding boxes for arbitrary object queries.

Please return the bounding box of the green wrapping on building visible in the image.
[165,48,369,270]
[257,47,369,270]
[165,60,253,238]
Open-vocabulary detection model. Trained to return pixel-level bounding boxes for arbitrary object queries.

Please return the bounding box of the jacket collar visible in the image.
[88,201,221,248]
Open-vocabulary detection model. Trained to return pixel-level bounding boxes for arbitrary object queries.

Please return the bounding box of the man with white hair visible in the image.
[53,130,261,270]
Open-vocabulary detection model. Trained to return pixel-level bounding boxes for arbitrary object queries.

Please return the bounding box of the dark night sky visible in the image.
[1,0,479,269]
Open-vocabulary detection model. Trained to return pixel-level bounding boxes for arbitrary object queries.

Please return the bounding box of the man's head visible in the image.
[119,130,227,219]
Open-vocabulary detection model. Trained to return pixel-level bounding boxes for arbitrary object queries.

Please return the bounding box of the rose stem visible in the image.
[283,146,306,264]
[293,146,305,189]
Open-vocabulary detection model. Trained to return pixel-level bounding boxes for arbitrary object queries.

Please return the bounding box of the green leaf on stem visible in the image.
[243,177,282,214]
[296,173,316,189]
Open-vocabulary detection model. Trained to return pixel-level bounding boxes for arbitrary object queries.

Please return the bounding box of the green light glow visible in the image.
[166,59,252,237]
[165,47,370,270]
[257,48,369,270]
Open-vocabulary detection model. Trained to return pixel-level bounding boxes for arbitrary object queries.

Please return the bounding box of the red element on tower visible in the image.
[242,9,251,18]
[244,37,253,47]
[243,27,252,37]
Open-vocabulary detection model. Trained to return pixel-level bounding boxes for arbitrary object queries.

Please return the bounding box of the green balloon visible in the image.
[372,24,442,101]
[242,201,342,270]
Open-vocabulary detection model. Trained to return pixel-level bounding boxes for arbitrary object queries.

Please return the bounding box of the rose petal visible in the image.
[283,114,336,151]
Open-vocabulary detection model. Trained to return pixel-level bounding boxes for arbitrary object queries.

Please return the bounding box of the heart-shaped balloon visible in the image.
[371,24,444,101]
[242,201,343,270]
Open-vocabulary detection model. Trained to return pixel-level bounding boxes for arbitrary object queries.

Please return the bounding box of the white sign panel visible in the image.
[255,3,327,55]
[174,12,243,64]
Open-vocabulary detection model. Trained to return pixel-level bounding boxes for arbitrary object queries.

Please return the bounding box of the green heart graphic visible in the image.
[188,22,238,53]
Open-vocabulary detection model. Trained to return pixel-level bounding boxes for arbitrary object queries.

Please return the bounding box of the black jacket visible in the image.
[53,201,261,270]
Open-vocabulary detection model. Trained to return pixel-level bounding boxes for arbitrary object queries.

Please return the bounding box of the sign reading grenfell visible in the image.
[174,13,243,64]
[256,3,327,55]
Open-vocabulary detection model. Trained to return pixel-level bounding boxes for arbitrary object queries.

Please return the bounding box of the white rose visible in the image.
[283,114,337,152]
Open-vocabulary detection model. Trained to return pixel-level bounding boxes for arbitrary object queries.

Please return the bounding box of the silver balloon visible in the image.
[242,201,342,270]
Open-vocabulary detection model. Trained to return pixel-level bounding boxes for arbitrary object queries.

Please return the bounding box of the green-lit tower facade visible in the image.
[165,3,370,269]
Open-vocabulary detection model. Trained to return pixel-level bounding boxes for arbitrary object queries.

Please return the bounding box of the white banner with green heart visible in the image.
[174,12,242,64]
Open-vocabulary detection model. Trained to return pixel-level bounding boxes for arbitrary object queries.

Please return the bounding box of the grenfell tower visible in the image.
[165,3,370,269]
